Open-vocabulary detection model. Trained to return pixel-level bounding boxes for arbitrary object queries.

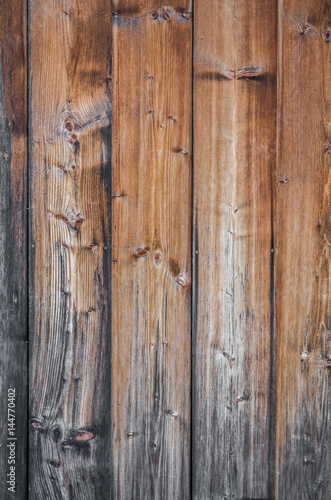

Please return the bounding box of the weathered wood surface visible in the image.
[276,1,331,498]
[0,0,28,498]
[192,0,277,498]
[111,1,192,498]
[0,0,329,498]
[29,1,112,498]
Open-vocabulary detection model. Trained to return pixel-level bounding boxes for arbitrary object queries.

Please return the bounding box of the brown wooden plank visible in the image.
[0,0,28,498]
[192,1,277,498]
[29,1,112,498]
[276,1,331,498]
[111,2,192,498]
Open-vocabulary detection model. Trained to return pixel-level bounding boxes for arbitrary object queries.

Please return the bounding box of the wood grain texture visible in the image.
[276,1,331,498]
[111,2,192,498]
[29,1,112,498]
[0,0,28,498]
[192,1,277,498]
[1,0,329,497]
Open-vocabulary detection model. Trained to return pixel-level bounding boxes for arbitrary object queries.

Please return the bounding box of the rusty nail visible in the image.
[299,24,309,33]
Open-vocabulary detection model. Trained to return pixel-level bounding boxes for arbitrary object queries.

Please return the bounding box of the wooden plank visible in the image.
[192,1,277,498]
[29,1,112,498]
[111,2,192,498]
[0,0,28,498]
[276,1,331,498]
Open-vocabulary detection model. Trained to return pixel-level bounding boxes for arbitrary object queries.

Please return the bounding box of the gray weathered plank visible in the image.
[28,1,112,498]
[0,0,28,498]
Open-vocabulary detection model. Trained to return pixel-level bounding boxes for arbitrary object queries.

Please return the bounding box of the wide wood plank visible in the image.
[276,1,331,498]
[29,1,112,498]
[111,2,192,498]
[193,1,277,498]
[0,0,27,498]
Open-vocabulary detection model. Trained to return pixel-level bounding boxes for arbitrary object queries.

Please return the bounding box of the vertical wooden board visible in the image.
[0,0,27,498]
[276,1,331,498]
[111,2,192,498]
[29,1,112,498]
[193,1,277,498]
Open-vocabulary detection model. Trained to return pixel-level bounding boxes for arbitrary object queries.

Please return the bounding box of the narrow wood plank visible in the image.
[29,1,112,498]
[111,2,192,498]
[193,1,277,498]
[276,2,331,498]
[0,0,28,498]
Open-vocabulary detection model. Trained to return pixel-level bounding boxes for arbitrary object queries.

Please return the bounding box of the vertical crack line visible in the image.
[26,0,31,494]
[273,1,280,497]
[190,0,195,498]
[109,0,114,496]
[190,0,198,500]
